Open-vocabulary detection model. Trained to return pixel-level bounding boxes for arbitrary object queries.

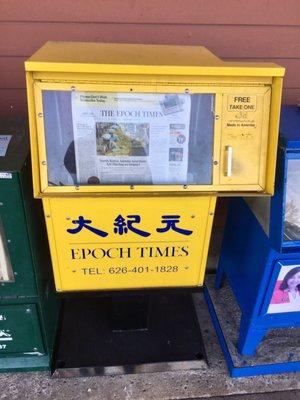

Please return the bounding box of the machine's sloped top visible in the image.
[279,106,300,150]
[25,41,284,77]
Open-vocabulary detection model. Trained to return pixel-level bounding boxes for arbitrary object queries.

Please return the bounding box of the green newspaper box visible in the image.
[0,120,59,372]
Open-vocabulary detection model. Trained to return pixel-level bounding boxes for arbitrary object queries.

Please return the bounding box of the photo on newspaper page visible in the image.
[71,92,191,185]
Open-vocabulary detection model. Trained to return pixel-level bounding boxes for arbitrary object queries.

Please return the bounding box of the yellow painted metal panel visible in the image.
[265,77,284,195]
[25,42,284,77]
[26,72,41,198]
[34,83,49,192]
[219,87,271,186]
[212,94,223,186]
[26,42,222,69]
[258,89,272,188]
[43,199,63,291]
[43,196,216,291]
[32,72,273,86]
[40,184,262,195]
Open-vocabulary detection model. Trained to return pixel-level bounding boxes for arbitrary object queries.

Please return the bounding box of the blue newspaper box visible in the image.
[205,106,300,376]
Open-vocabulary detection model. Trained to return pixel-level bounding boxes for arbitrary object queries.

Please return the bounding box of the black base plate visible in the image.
[52,292,206,377]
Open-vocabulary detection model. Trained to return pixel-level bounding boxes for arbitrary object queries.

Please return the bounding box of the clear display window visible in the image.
[284,158,300,242]
[42,91,215,186]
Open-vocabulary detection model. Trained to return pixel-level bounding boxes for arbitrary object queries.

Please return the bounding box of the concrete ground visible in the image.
[1,360,299,400]
[0,228,299,399]
[0,289,299,400]
[201,393,299,399]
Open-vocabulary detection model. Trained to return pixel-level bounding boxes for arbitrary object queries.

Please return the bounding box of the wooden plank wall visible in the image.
[1,0,298,227]
[0,0,299,119]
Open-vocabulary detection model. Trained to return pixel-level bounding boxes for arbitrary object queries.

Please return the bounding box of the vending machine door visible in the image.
[33,84,272,194]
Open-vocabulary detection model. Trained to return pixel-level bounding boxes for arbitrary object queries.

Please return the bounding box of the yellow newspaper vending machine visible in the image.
[25,42,284,294]
[24,43,284,376]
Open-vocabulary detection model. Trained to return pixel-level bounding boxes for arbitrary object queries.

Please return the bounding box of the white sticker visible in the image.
[0,330,12,341]
[0,135,12,157]
[0,173,12,179]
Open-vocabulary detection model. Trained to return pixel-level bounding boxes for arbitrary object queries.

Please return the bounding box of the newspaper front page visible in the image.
[71,92,191,185]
